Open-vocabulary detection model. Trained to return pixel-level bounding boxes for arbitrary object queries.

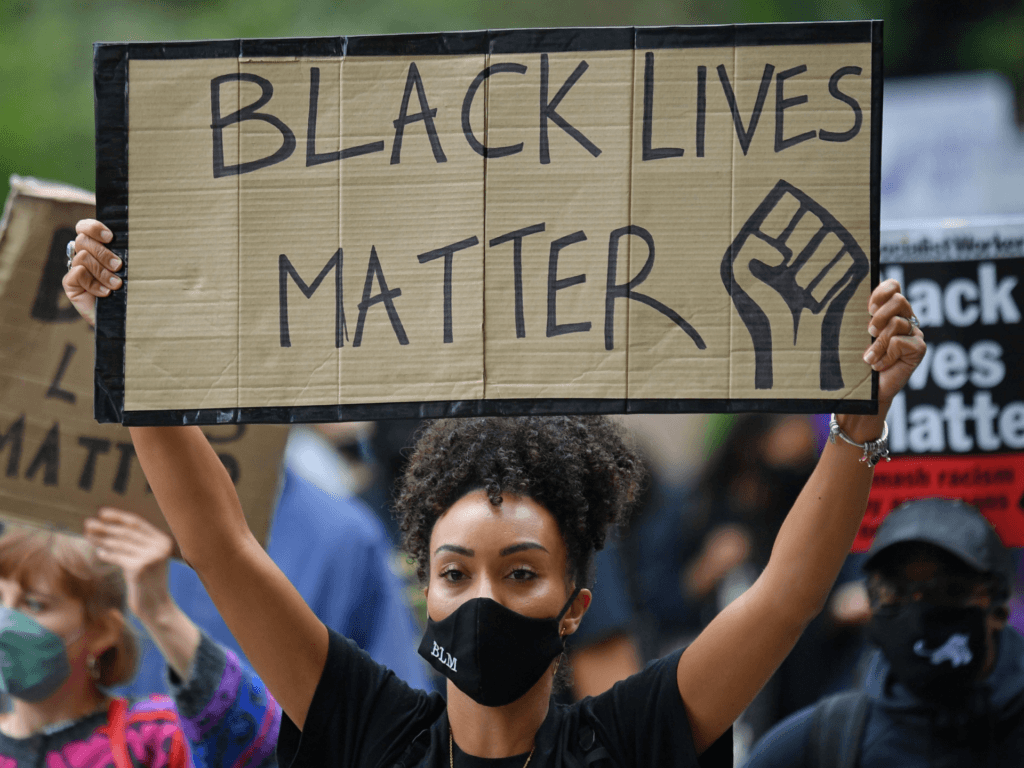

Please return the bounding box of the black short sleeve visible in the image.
[278,628,445,768]
[579,649,731,768]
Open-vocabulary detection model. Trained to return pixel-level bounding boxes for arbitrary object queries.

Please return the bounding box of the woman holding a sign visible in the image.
[68,218,926,767]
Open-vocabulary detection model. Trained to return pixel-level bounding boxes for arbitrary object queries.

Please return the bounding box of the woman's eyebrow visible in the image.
[499,542,548,556]
[434,544,474,557]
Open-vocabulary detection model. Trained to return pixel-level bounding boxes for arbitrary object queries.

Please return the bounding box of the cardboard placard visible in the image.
[855,216,1024,549]
[93,23,882,426]
[0,176,288,543]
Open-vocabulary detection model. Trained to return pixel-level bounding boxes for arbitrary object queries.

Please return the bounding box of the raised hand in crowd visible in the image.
[85,508,200,681]
[86,507,282,768]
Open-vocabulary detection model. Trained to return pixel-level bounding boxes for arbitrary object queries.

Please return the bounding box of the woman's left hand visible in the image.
[862,278,926,407]
[85,508,175,625]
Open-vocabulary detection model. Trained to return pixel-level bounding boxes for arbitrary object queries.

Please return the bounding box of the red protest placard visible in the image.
[856,453,1024,550]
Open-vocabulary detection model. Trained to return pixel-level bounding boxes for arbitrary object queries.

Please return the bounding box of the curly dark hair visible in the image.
[395,416,645,587]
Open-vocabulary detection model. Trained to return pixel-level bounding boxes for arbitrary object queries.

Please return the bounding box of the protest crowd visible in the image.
[0,218,1020,768]
[0,213,1010,767]
[2,4,1024,768]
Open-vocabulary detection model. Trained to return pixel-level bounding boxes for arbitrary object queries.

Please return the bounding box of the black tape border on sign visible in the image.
[93,42,128,424]
[869,19,882,406]
[120,397,877,427]
[93,21,881,425]
[104,21,877,60]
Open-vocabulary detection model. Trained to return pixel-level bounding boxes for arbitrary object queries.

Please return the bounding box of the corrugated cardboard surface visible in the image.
[484,50,633,400]
[339,55,486,404]
[127,59,241,409]
[0,177,287,542]
[103,24,880,423]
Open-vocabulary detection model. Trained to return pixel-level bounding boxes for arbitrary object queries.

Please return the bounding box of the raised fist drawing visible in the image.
[721,180,869,391]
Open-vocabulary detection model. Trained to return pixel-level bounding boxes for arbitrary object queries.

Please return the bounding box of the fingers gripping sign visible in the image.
[864,278,926,405]
[62,219,121,327]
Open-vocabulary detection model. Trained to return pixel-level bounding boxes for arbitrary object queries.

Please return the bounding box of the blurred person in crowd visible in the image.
[85,508,281,768]
[745,498,1023,767]
[630,414,872,748]
[631,415,819,652]
[0,520,191,767]
[60,226,430,697]
[712,416,872,740]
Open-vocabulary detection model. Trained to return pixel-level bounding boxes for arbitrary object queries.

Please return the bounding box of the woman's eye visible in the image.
[23,598,46,612]
[509,568,536,581]
[440,568,465,583]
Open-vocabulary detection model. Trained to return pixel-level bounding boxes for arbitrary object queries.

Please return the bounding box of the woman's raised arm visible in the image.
[128,425,327,730]
[676,279,926,754]
[67,219,326,729]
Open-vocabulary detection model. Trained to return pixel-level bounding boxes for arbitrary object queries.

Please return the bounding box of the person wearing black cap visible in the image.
[744,497,1024,767]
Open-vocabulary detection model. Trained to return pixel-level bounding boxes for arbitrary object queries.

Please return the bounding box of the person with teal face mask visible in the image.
[0,604,79,702]
[0,523,189,767]
[0,514,285,768]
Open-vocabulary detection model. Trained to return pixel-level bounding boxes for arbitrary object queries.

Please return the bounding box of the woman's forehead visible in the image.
[429,490,565,554]
[0,570,61,597]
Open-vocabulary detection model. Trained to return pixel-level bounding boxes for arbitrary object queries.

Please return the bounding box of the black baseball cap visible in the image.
[864,498,1015,599]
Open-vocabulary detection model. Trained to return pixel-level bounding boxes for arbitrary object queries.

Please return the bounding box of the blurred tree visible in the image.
[0,0,1019,195]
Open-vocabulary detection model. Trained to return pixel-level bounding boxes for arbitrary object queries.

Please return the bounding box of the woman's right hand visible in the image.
[63,219,122,327]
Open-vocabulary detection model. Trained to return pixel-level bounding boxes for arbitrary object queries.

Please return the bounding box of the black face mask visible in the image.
[418,588,581,707]
[869,602,990,702]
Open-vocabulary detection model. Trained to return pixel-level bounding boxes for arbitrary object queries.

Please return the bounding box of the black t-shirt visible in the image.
[278,629,732,768]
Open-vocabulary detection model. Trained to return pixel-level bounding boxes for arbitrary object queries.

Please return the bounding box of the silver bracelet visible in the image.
[828,414,890,467]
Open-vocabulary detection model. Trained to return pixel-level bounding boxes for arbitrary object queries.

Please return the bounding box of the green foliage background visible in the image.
[1,0,1020,194]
